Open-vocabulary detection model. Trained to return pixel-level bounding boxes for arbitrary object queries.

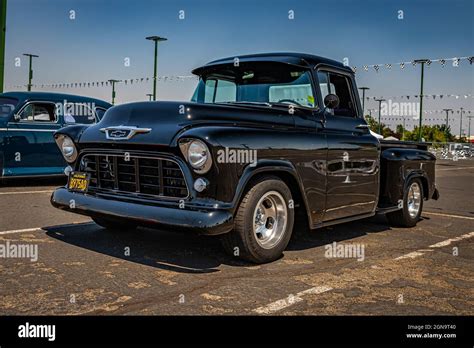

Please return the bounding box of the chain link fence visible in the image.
[429,142,474,161]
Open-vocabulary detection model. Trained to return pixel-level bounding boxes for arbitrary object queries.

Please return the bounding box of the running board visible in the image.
[376,201,403,215]
[313,211,376,229]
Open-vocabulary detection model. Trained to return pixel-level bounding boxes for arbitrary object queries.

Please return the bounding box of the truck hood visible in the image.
[78,101,294,146]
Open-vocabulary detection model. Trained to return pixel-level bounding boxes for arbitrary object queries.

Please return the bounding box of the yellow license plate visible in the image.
[68,172,90,192]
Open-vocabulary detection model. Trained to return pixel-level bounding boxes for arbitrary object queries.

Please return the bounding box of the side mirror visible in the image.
[324,94,340,109]
[13,114,21,122]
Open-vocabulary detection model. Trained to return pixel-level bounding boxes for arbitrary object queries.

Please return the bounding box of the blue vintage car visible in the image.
[0,92,111,178]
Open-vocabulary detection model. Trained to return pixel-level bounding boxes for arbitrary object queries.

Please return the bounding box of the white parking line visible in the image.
[394,250,432,260]
[0,190,54,195]
[395,231,474,260]
[0,227,42,235]
[254,286,332,314]
[0,221,94,235]
[429,231,474,248]
[437,166,474,171]
[424,212,474,220]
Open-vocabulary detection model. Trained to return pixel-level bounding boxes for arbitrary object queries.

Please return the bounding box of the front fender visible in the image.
[230,159,311,227]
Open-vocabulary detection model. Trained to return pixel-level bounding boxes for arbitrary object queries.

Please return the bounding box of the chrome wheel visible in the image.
[407,182,421,218]
[253,191,288,249]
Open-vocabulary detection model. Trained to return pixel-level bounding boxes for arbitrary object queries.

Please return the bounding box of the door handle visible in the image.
[356,124,369,130]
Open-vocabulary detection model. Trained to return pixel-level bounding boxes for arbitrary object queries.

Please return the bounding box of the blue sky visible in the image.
[3,0,474,129]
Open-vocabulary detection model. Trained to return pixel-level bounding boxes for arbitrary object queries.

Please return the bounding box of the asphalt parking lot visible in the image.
[0,159,473,315]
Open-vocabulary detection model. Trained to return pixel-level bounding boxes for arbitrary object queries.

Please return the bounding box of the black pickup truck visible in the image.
[51,53,439,263]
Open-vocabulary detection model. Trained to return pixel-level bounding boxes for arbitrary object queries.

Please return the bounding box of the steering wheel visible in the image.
[277,99,303,106]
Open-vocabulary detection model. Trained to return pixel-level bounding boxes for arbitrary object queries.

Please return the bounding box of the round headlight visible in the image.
[188,140,208,169]
[180,139,212,174]
[56,135,78,163]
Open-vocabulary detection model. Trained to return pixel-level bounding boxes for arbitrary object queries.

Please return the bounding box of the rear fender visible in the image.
[380,148,436,205]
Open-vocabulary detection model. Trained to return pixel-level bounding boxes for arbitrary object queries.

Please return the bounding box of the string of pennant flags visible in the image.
[368,109,473,115]
[379,117,470,122]
[377,117,471,128]
[6,75,197,90]
[365,93,474,100]
[372,114,474,130]
[351,56,474,73]
[377,115,473,125]
[4,54,473,90]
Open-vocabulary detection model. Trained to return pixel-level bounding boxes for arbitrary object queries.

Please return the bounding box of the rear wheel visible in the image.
[386,178,423,227]
[221,177,294,263]
[92,217,138,231]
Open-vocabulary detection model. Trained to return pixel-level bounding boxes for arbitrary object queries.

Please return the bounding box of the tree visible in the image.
[403,125,455,143]
[396,124,404,135]
[365,115,459,143]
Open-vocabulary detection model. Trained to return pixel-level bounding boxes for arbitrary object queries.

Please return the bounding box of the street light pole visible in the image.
[108,79,121,105]
[359,87,369,117]
[415,59,429,141]
[23,53,39,91]
[145,36,167,101]
[0,0,7,93]
[375,98,386,135]
[443,108,453,129]
[459,107,465,140]
[442,108,453,141]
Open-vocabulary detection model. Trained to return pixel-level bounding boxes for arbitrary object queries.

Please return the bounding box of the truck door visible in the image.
[4,101,64,176]
[317,70,380,222]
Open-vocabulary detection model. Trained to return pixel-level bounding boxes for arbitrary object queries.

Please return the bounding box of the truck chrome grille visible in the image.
[79,153,188,199]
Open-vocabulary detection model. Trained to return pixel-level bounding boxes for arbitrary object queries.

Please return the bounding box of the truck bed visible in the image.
[380,140,430,151]
[378,140,437,210]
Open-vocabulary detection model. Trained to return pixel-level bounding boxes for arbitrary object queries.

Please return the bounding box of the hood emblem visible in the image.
[100,126,152,140]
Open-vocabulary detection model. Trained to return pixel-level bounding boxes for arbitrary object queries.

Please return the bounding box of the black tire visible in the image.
[221,176,294,264]
[386,178,424,227]
[92,216,138,231]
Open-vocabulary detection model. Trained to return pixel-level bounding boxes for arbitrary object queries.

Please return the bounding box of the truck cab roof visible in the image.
[192,52,354,75]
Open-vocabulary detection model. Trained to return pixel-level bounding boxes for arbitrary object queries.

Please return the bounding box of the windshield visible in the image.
[191,62,316,108]
[0,97,19,119]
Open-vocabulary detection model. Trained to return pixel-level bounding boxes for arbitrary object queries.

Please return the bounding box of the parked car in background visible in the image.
[0,92,111,179]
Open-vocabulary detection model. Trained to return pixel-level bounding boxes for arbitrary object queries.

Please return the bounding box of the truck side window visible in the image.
[317,71,331,101]
[327,73,356,118]
[18,102,56,122]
